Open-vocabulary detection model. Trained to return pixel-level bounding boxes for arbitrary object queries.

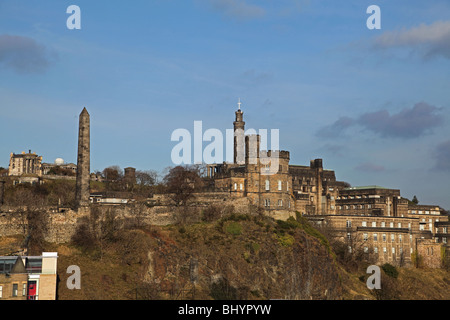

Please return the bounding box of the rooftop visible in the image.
[344,185,390,190]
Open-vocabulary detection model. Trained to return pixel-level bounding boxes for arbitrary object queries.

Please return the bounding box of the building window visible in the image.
[410,234,413,242]
[374,247,378,254]
[362,221,367,227]
[278,180,282,191]
[346,220,352,228]
[399,234,402,243]
[383,247,387,253]
[265,180,270,191]
[381,222,385,228]
[372,221,376,227]
[374,233,378,242]
[363,233,368,241]
[364,247,369,253]
[347,233,351,241]
[0,286,2,299]
[391,234,395,242]
[368,204,372,209]
[12,284,18,297]
[382,233,386,242]
[419,224,425,231]
[390,222,394,228]
[398,222,402,228]
[264,199,270,208]
[443,237,447,244]
[22,283,26,296]
[392,247,395,254]
[234,183,237,191]
[278,199,283,207]
[240,183,243,191]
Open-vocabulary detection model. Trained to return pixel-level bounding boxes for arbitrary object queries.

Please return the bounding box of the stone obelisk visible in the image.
[75,107,90,208]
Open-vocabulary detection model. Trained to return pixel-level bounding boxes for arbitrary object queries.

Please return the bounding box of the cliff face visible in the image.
[144,215,343,300]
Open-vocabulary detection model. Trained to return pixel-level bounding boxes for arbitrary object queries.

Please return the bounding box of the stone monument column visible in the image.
[75,108,90,208]
[233,99,245,165]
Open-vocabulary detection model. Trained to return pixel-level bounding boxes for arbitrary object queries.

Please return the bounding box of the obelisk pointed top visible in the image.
[80,107,89,116]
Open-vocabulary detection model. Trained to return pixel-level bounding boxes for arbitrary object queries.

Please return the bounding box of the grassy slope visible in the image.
[1,216,449,300]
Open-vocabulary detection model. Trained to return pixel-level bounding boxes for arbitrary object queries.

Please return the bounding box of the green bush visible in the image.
[225,221,242,236]
[276,233,295,247]
[381,263,399,278]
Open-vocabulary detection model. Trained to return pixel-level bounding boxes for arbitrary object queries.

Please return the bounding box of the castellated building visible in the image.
[206,104,449,268]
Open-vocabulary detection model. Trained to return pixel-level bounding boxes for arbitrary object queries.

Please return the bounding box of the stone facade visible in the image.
[8,151,42,177]
[415,239,443,268]
[0,253,57,300]
[42,162,77,175]
[336,186,408,217]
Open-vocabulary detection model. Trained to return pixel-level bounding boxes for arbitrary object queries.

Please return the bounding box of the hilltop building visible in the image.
[8,151,43,177]
[206,102,449,267]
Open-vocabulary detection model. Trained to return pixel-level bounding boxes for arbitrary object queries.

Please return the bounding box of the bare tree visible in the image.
[163,165,204,224]
[136,170,158,186]
[102,165,124,182]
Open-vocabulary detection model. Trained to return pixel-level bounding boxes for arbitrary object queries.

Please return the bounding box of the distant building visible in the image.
[8,151,42,177]
[42,158,77,176]
[90,191,131,205]
[0,252,58,300]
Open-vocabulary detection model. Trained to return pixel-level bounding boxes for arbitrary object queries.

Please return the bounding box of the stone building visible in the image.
[336,186,409,217]
[206,103,449,267]
[207,106,294,219]
[42,158,77,176]
[0,252,58,300]
[8,151,42,177]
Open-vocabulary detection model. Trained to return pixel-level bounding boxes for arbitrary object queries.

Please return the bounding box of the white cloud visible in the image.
[373,20,450,59]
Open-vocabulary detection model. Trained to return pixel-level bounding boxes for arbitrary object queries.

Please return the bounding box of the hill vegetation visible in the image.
[2,207,448,300]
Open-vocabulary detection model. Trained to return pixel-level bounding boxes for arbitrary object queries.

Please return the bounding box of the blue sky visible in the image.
[1,0,450,208]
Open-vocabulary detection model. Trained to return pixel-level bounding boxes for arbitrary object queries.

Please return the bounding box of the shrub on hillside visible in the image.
[381,263,399,278]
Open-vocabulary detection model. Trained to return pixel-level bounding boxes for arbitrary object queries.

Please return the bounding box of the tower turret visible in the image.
[233,99,245,164]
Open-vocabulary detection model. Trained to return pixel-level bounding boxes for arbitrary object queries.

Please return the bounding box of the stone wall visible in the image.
[416,239,442,268]
[0,192,254,244]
